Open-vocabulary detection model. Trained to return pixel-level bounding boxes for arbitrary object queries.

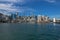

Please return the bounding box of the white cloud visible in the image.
[0,3,21,15]
[0,0,26,3]
[0,3,37,15]
[0,0,20,2]
[0,3,17,11]
[0,0,29,6]
[45,0,56,3]
[0,3,12,8]
[0,0,39,15]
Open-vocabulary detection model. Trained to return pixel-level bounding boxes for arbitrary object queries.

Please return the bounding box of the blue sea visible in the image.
[0,23,60,40]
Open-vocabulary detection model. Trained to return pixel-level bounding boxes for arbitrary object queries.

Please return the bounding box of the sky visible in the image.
[0,0,60,18]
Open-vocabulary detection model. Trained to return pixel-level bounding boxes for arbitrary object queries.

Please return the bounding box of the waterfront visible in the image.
[0,23,60,40]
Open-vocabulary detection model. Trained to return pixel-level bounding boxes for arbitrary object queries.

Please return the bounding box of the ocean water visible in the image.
[0,23,60,40]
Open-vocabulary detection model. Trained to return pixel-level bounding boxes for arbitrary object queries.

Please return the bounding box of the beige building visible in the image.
[37,15,50,23]
[37,15,42,22]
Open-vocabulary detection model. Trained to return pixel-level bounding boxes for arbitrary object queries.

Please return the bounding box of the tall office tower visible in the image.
[14,14,16,20]
[0,13,3,19]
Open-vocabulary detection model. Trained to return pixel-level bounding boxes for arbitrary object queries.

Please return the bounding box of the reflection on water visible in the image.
[0,23,60,40]
[53,23,56,26]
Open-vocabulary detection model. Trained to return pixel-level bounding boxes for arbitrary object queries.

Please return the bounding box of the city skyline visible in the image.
[0,0,60,18]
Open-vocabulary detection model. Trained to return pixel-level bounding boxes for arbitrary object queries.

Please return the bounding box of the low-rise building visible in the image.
[53,18,60,23]
[53,18,56,23]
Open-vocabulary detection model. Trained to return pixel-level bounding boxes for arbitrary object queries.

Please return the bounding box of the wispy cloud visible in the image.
[0,0,25,3]
[0,3,18,12]
[0,0,28,5]
[0,0,59,16]
[45,0,56,3]
[0,3,21,15]
[0,1,37,15]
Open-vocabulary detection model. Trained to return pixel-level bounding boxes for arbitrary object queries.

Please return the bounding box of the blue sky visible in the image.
[0,0,60,18]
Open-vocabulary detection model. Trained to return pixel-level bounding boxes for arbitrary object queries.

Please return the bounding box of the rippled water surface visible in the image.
[0,23,60,40]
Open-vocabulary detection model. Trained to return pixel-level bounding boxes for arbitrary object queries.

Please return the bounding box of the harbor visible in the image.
[0,23,60,40]
[0,0,60,40]
[0,12,60,24]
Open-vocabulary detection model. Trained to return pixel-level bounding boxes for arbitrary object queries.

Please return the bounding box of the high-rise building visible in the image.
[10,14,16,20]
[0,13,3,20]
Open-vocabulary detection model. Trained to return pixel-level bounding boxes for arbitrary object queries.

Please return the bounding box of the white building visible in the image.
[53,18,56,23]
[30,17,36,22]
[2,15,9,21]
[37,15,42,22]
[37,15,50,23]
[45,16,49,21]
[27,16,36,23]
[27,17,30,21]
